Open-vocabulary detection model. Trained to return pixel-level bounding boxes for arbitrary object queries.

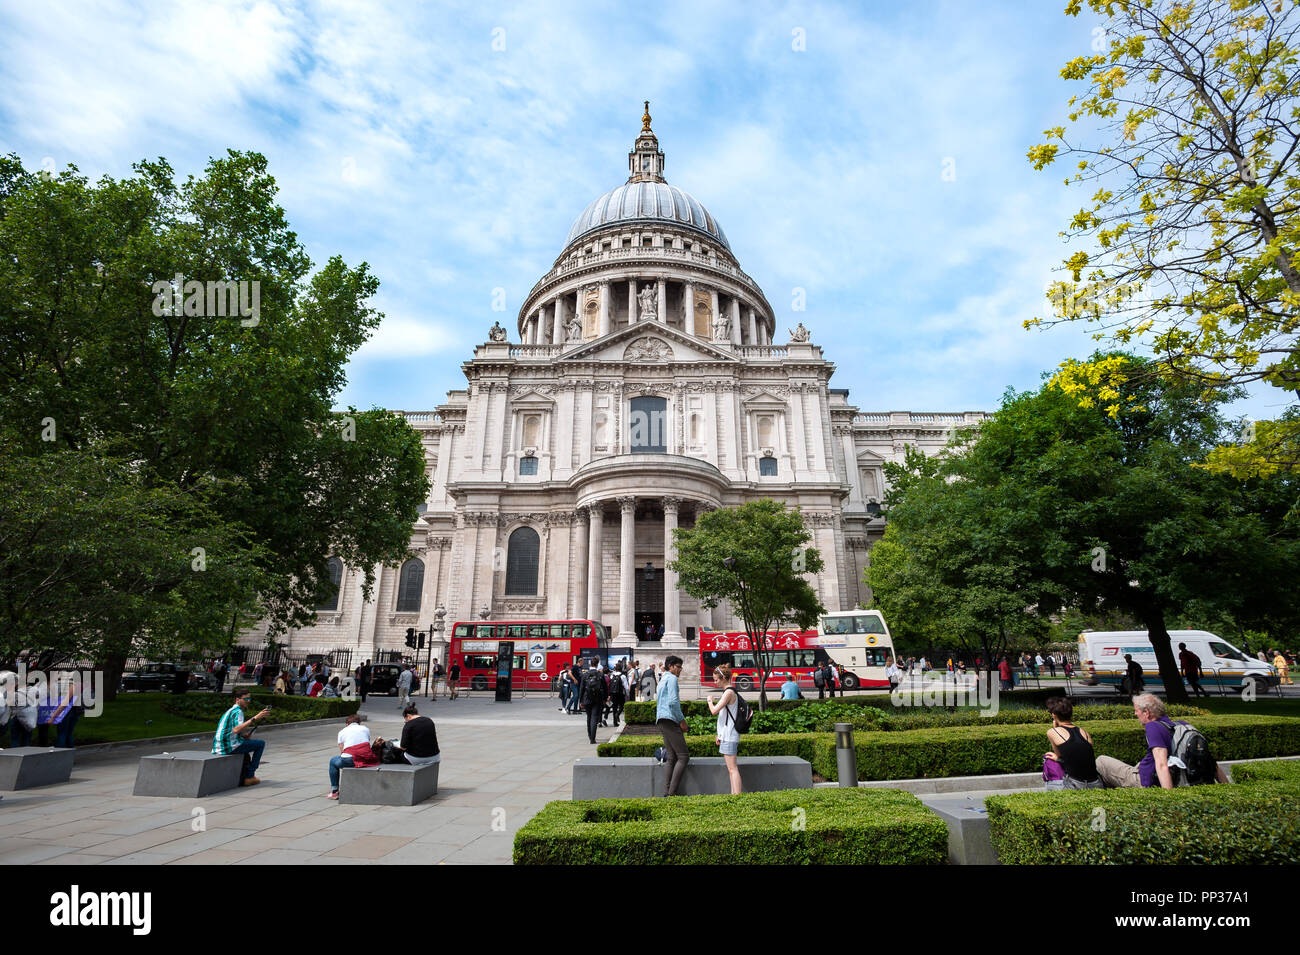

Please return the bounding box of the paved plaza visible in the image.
[0,695,615,866]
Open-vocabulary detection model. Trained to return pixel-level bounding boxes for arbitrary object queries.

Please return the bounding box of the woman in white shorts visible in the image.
[706,664,743,794]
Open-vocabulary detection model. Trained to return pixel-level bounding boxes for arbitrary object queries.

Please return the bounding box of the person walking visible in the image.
[580,660,607,744]
[998,656,1013,691]
[1123,654,1145,697]
[640,663,658,702]
[213,660,227,693]
[397,665,413,709]
[657,656,690,797]
[1047,654,1057,678]
[1273,649,1292,686]
[448,660,461,700]
[608,666,628,727]
[567,660,582,713]
[885,657,901,692]
[558,667,573,712]
[358,659,372,704]
[706,664,743,795]
[824,662,838,699]
[1178,642,1209,698]
[813,661,826,699]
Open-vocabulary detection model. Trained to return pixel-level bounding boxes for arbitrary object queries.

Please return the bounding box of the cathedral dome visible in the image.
[564,101,731,252]
[566,181,731,251]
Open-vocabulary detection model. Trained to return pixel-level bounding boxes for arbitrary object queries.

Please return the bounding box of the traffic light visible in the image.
[405,627,416,649]
[418,631,425,650]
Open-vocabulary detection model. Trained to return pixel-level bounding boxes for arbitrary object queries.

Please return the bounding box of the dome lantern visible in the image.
[628,99,665,183]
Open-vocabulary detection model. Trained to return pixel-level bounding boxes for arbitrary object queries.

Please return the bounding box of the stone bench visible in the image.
[0,747,76,790]
[133,751,244,797]
[573,756,812,799]
[339,762,440,806]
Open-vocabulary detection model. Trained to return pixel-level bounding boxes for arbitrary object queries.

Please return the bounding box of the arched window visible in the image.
[759,456,778,476]
[629,396,667,453]
[316,557,343,611]
[519,456,538,476]
[505,526,540,595]
[395,558,424,613]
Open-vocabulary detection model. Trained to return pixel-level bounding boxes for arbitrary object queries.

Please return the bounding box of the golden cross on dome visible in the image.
[641,100,652,133]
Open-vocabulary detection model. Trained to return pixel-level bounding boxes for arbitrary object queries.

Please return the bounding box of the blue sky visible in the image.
[0,0,1281,421]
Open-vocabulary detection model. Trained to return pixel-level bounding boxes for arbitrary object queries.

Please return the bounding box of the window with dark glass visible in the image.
[519,456,538,475]
[629,396,667,453]
[759,456,778,476]
[316,557,343,611]
[395,558,424,612]
[505,526,540,594]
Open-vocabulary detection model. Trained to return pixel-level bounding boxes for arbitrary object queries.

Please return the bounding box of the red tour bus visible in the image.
[448,619,609,691]
[699,630,824,692]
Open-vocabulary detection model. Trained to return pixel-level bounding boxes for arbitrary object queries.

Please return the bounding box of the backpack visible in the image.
[581,669,606,704]
[1167,720,1217,785]
[727,689,754,734]
[812,667,825,687]
[410,672,420,692]
[379,740,408,764]
[609,673,626,700]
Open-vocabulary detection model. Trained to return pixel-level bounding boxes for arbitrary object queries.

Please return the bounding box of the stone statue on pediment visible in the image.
[565,316,583,341]
[713,311,730,342]
[789,322,810,342]
[637,284,657,322]
[488,321,507,342]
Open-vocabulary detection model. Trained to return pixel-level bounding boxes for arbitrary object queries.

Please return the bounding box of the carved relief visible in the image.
[623,337,673,362]
[693,289,712,338]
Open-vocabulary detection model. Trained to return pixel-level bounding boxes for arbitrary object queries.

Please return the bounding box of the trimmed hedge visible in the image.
[159,688,359,725]
[513,788,948,865]
[986,782,1300,865]
[1229,757,1300,785]
[601,714,1300,781]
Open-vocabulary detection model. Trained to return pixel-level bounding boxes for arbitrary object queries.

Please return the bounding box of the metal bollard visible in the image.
[834,722,857,788]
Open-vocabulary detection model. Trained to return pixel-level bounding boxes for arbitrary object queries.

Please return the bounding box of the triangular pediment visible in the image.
[856,447,886,464]
[558,322,739,364]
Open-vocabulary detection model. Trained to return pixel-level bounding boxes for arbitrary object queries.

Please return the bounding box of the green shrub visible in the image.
[986,784,1300,864]
[621,694,896,725]
[604,715,1300,782]
[1229,758,1300,785]
[513,788,948,865]
[159,689,358,725]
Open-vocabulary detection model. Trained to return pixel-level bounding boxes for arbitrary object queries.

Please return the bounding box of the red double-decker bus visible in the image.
[448,619,609,691]
[699,630,823,692]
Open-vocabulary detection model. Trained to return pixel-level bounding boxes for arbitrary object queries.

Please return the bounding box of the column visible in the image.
[586,505,604,622]
[789,385,808,475]
[710,289,720,340]
[551,298,564,344]
[599,282,611,337]
[730,298,741,345]
[748,308,757,345]
[662,497,683,644]
[684,281,695,336]
[628,280,636,325]
[841,429,863,505]
[657,278,667,324]
[574,506,589,620]
[617,496,636,642]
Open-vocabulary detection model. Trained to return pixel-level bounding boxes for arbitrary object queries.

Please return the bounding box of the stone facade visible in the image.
[241,106,986,668]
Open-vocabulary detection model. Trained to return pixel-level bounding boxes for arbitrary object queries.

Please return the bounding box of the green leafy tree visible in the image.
[1027,0,1300,476]
[0,151,429,680]
[670,500,824,710]
[954,355,1300,703]
[866,447,1056,682]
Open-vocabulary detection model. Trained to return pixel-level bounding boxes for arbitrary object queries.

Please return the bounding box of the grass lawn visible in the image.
[1196,695,1300,718]
[73,691,217,745]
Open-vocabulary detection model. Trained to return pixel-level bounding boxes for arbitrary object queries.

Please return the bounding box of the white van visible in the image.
[1078,630,1278,695]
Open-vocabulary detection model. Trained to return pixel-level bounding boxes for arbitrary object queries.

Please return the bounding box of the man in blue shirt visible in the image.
[656,656,690,796]
[780,673,801,700]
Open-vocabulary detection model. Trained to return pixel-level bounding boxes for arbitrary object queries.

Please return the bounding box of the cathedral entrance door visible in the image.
[635,564,664,640]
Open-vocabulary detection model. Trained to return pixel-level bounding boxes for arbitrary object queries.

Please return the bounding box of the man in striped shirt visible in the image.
[213,689,271,786]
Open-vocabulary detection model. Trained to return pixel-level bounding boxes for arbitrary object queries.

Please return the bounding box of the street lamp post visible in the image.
[429,605,446,699]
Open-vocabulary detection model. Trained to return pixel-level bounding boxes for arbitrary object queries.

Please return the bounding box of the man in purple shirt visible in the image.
[1096,693,1227,787]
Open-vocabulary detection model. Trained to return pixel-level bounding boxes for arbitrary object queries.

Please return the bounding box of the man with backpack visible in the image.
[813,661,826,699]
[607,666,628,727]
[1095,693,1228,788]
[580,659,607,744]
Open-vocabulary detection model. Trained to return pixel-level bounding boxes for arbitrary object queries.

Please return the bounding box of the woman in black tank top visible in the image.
[1044,696,1103,788]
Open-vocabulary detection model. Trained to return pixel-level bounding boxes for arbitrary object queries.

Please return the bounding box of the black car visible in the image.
[119,662,209,693]
[365,663,404,696]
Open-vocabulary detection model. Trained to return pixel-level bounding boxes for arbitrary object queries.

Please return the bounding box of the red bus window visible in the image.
[550,624,569,638]
[528,624,547,639]
[453,624,473,639]
[572,623,590,638]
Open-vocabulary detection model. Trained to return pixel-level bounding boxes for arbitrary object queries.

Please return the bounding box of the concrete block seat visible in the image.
[573,756,812,800]
[133,751,244,797]
[917,794,999,865]
[0,747,76,790]
[339,762,440,806]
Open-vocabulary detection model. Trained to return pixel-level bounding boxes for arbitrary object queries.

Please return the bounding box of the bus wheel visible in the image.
[736,676,753,692]
[841,673,860,691]
[471,676,488,691]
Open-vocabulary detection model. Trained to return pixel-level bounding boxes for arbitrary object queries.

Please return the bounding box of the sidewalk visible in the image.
[0,696,611,866]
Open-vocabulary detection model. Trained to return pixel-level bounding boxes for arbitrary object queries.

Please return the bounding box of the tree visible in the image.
[1027,0,1300,476]
[954,355,1300,703]
[670,500,824,710]
[866,447,1057,685]
[0,151,429,675]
